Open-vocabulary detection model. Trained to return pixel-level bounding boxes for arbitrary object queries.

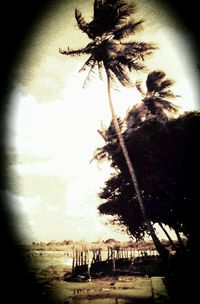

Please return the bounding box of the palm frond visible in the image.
[114,20,144,39]
[79,55,95,72]
[98,60,105,81]
[103,0,136,19]
[154,99,179,112]
[115,1,137,25]
[93,0,103,18]
[107,61,133,87]
[107,117,124,139]
[122,42,157,57]
[75,9,92,38]
[92,147,108,162]
[126,60,145,72]
[113,41,156,73]
[159,79,175,91]
[91,0,138,37]
[147,70,166,81]
[134,42,158,54]
[126,104,144,129]
[146,70,166,93]
[82,60,97,89]
[59,45,92,56]
[135,80,144,95]
[158,90,179,99]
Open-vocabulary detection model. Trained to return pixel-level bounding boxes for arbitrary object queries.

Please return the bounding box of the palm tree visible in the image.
[59,0,168,258]
[127,70,180,130]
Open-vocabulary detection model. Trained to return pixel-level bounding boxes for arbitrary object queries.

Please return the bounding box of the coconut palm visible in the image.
[127,70,180,130]
[59,0,156,87]
[59,0,168,258]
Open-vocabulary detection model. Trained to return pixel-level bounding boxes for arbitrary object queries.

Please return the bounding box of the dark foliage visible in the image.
[75,0,142,39]
[127,71,179,129]
[59,0,156,87]
[97,111,200,247]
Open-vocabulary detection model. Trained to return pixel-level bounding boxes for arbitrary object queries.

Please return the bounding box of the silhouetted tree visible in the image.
[97,111,200,252]
[127,71,180,131]
[59,0,168,258]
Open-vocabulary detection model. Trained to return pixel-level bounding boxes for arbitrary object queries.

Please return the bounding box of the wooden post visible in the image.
[81,251,83,265]
[72,247,75,276]
[79,250,81,266]
[75,249,77,267]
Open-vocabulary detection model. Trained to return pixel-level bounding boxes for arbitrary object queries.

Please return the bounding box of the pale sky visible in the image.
[5,0,199,244]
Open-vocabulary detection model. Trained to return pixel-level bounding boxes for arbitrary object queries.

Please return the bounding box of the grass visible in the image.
[42,276,153,303]
[22,246,154,303]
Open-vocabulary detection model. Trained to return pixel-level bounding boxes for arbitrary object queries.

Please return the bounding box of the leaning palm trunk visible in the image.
[158,222,177,251]
[106,72,169,259]
[174,228,185,249]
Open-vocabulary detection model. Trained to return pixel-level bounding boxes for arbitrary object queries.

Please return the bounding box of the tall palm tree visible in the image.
[59,0,168,258]
[127,70,180,130]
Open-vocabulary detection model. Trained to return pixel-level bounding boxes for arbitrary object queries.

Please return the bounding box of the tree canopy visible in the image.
[96,110,200,248]
[59,0,156,87]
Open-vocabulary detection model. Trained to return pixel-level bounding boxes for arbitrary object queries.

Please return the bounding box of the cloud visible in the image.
[5,190,41,214]
[5,0,199,244]
[1,190,39,243]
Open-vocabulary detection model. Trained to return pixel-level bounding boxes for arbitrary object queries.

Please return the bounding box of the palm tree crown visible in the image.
[59,0,156,87]
[127,70,180,129]
[75,0,141,39]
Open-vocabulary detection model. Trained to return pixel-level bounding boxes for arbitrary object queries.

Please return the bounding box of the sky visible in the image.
[5,0,199,244]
